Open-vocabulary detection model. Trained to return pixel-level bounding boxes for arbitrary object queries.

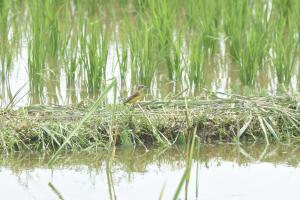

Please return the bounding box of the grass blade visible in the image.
[48,80,116,166]
[237,115,253,138]
[263,118,280,141]
[258,116,269,145]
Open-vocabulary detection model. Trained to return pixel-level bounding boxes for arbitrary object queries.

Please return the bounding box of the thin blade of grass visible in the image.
[237,115,253,138]
[48,182,65,200]
[48,80,116,166]
[173,127,196,200]
[263,118,280,141]
[258,116,269,145]
[5,83,28,110]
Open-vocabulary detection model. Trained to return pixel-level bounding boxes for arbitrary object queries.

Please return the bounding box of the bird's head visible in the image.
[137,85,146,92]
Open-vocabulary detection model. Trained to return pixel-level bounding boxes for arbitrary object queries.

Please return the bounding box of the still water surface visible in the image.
[1,144,300,200]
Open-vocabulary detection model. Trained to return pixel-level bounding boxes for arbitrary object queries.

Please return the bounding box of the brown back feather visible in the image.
[123,91,140,104]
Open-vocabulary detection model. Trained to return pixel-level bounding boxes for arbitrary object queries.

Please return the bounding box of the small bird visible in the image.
[123,85,146,104]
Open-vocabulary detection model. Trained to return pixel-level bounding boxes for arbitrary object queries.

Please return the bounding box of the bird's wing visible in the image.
[123,91,140,104]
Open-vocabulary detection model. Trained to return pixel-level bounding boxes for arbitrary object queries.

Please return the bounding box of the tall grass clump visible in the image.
[238,17,269,86]
[116,15,130,87]
[65,36,78,91]
[147,0,178,81]
[0,0,9,56]
[28,0,47,99]
[270,1,300,86]
[224,1,270,86]
[0,0,14,80]
[184,0,220,53]
[188,35,204,89]
[166,32,184,84]
[116,43,129,86]
[27,0,67,103]
[44,0,61,58]
[8,1,25,53]
[127,19,158,86]
[79,20,109,96]
[223,0,249,62]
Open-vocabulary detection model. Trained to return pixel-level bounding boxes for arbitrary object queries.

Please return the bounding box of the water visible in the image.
[1,144,299,200]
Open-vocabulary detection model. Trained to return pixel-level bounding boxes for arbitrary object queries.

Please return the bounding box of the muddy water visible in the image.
[0,144,300,200]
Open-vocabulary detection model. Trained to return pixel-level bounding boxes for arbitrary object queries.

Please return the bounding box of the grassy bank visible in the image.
[1,93,300,153]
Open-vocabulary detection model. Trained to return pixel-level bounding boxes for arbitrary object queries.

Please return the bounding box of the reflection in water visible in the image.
[48,182,65,200]
[0,144,300,200]
[106,147,117,200]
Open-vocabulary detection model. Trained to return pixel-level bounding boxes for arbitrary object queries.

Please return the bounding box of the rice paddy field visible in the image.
[1,0,300,199]
[0,0,300,106]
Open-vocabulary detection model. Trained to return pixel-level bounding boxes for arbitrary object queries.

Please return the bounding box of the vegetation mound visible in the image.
[1,93,300,152]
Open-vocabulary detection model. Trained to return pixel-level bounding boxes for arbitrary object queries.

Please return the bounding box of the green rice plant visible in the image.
[229,1,270,86]
[79,20,109,96]
[147,0,177,81]
[223,0,249,61]
[27,0,66,104]
[128,20,157,86]
[44,0,61,58]
[237,31,261,86]
[9,1,25,55]
[197,0,220,53]
[116,16,129,86]
[272,0,291,24]
[134,0,150,13]
[116,44,128,85]
[250,1,271,66]
[293,1,300,34]
[188,35,204,88]
[270,16,299,85]
[127,25,138,86]
[65,39,78,89]
[28,0,46,100]
[0,0,13,81]
[0,0,9,51]
[184,0,221,53]
[64,48,80,103]
[165,32,183,82]
[2,0,300,106]
[138,29,158,86]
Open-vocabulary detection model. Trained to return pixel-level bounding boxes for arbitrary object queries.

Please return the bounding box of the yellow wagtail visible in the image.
[123,85,146,104]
